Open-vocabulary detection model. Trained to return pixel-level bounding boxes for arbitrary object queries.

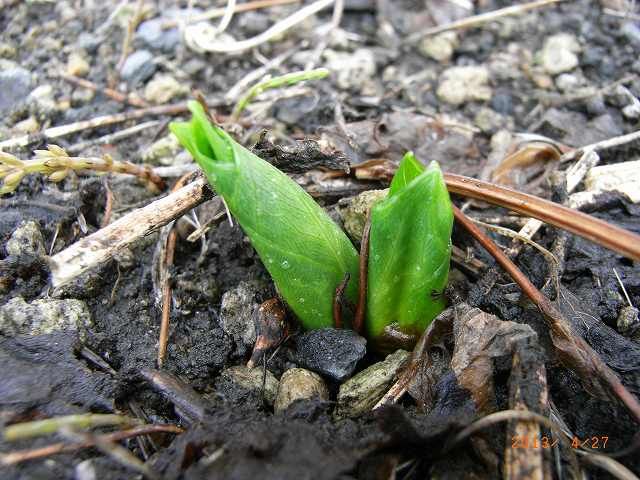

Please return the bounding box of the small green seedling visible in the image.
[171,101,453,347]
[367,153,453,342]
[232,68,329,121]
[171,101,360,330]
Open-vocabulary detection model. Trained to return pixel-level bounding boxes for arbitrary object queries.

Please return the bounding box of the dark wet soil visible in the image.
[1,0,640,478]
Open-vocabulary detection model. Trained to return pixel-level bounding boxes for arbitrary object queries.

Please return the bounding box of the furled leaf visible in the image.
[366,152,453,340]
[170,101,359,329]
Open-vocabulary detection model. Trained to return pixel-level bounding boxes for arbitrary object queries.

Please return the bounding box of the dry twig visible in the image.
[163,0,301,27]
[0,424,183,466]
[184,0,334,53]
[445,173,640,261]
[404,0,565,43]
[49,177,212,289]
[0,103,188,150]
[353,208,371,334]
[157,173,193,368]
[60,73,148,108]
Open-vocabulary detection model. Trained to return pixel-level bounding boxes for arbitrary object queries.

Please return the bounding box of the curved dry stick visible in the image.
[444,173,640,261]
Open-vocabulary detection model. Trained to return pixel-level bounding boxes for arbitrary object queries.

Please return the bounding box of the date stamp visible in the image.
[511,435,609,449]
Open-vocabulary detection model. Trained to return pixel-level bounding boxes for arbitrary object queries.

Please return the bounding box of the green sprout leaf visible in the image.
[170,101,359,330]
[366,152,453,340]
[232,68,330,121]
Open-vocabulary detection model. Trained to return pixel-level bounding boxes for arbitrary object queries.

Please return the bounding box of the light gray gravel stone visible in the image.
[219,281,260,355]
[219,365,279,405]
[540,33,580,75]
[335,349,410,417]
[5,220,46,257]
[274,368,329,413]
[0,297,93,337]
[437,66,492,105]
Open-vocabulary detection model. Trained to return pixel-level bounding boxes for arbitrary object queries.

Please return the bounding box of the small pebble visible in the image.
[144,74,188,104]
[540,33,580,75]
[71,87,95,106]
[219,281,261,355]
[294,328,367,382]
[218,365,279,406]
[436,66,492,105]
[335,349,410,418]
[0,67,32,115]
[324,49,376,92]
[120,50,156,86]
[617,306,640,342]
[137,18,181,52]
[66,51,90,77]
[474,107,510,134]
[12,116,39,134]
[6,220,46,257]
[142,133,183,165]
[274,368,329,413]
[77,32,101,53]
[555,73,581,92]
[0,297,93,337]
[339,190,388,242]
[27,84,57,118]
[419,32,458,63]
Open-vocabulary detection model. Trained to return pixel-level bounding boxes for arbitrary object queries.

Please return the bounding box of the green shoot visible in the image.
[231,68,330,121]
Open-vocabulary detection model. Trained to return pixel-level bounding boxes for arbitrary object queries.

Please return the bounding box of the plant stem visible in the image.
[353,208,371,334]
[231,68,330,121]
[3,414,139,442]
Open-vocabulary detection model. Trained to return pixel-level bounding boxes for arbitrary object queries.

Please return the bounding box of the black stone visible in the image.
[293,328,367,382]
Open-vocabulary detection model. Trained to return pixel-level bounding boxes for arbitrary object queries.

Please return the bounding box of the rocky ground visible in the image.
[1,0,640,478]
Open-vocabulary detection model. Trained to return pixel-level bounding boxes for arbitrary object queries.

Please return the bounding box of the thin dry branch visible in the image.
[60,73,148,108]
[67,120,160,154]
[353,208,371,334]
[164,0,301,27]
[444,173,640,261]
[0,103,188,150]
[561,129,640,163]
[404,0,565,43]
[184,0,334,53]
[49,177,212,289]
[157,173,193,368]
[0,424,183,466]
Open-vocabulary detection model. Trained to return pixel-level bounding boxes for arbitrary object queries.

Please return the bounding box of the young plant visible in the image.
[366,153,453,345]
[171,102,453,349]
[170,101,359,330]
